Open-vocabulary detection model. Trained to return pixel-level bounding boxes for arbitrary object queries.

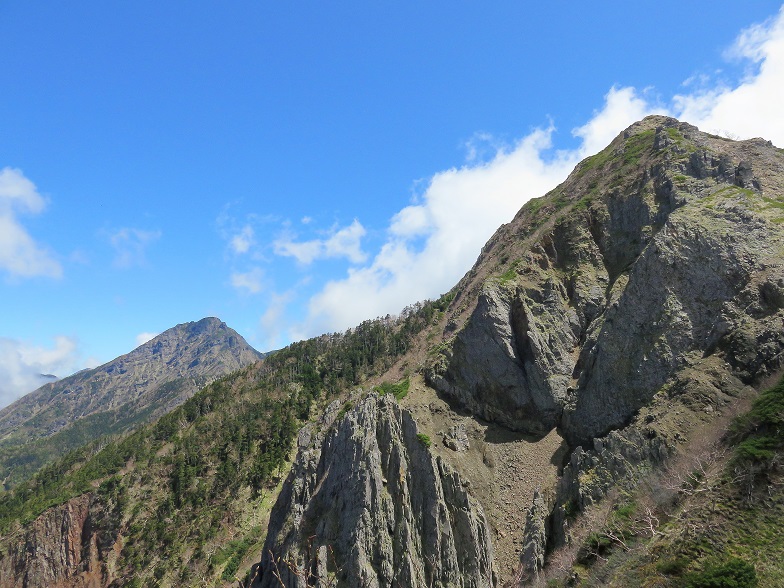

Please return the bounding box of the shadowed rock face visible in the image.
[427,278,580,439]
[427,117,784,447]
[255,394,496,588]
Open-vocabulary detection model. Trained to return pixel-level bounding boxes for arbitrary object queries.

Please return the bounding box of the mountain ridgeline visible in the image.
[2,117,784,587]
[0,317,262,489]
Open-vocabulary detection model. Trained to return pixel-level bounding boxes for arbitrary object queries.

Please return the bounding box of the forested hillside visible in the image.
[0,297,451,587]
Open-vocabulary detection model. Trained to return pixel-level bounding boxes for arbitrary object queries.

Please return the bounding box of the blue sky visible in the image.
[2,1,784,408]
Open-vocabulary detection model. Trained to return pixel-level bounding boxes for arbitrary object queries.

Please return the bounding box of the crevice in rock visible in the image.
[509,298,532,376]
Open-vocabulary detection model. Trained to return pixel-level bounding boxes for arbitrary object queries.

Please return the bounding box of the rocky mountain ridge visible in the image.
[0,317,262,488]
[427,117,784,446]
[2,117,784,587]
[249,116,784,586]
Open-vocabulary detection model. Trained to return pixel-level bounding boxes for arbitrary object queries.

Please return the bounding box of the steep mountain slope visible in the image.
[2,116,784,588]
[0,317,262,488]
[0,307,444,587]
[253,117,784,587]
[427,117,783,446]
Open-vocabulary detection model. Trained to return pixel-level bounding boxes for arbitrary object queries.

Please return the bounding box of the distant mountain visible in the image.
[0,317,262,488]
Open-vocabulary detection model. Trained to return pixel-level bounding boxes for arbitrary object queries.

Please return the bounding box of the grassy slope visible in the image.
[0,376,211,490]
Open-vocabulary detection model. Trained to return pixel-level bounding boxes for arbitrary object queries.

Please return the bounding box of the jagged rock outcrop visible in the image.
[427,278,579,439]
[519,489,548,583]
[0,493,119,588]
[428,117,784,448]
[254,393,497,588]
[442,423,470,452]
[0,317,263,487]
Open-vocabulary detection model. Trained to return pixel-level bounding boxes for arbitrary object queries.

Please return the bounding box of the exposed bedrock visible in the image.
[254,394,497,588]
[0,493,120,588]
[428,157,784,448]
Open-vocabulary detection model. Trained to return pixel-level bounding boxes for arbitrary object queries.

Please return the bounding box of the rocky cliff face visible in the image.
[257,117,784,586]
[428,117,784,448]
[255,393,496,588]
[0,317,262,487]
[0,493,120,588]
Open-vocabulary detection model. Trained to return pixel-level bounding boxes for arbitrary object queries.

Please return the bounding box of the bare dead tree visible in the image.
[267,538,341,588]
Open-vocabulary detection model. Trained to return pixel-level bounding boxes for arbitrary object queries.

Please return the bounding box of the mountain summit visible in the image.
[0,317,262,487]
[256,116,784,586]
[3,118,784,586]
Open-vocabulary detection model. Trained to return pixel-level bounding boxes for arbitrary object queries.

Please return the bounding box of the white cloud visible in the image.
[135,332,159,347]
[84,356,101,369]
[0,167,62,279]
[230,225,255,254]
[291,7,784,338]
[231,267,265,294]
[274,219,367,265]
[674,6,784,145]
[0,336,80,409]
[463,132,500,164]
[258,290,296,350]
[572,87,665,157]
[106,227,161,268]
[292,87,659,336]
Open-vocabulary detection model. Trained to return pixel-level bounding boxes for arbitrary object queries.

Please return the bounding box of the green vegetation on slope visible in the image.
[729,377,784,466]
[0,318,262,491]
[375,378,410,401]
[0,377,206,490]
[0,294,453,586]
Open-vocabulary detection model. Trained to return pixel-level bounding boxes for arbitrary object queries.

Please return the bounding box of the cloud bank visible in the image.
[675,7,784,142]
[277,7,784,340]
[0,167,62,280]
[294,86,661,336]
[0,336,81,409]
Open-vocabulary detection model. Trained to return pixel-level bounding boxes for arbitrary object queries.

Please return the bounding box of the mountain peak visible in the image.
[428,115,784,446]
[0,317,262,487]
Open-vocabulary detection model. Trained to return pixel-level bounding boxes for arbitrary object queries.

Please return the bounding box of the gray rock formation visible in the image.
[255,393,497,588]
[519,490,549,584]
[427,117,784,448]
[443,423,470,452]
[427,279,577,439]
